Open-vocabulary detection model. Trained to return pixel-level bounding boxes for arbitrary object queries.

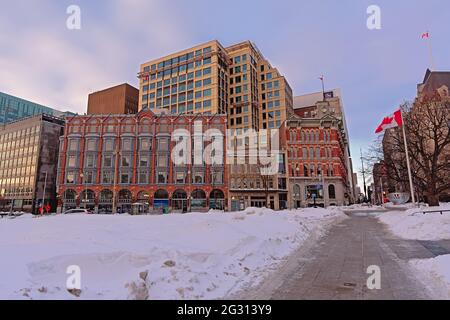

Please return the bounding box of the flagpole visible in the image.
[319,75,325,101]
[401,111,416,203]
[379,177,384,204]
[425,31,436,71]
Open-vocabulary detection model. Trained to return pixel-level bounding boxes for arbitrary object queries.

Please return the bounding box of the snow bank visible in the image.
[378,203,450,240]
[378,203,450,299]
[409,255,450,299]
[0,207,345,300]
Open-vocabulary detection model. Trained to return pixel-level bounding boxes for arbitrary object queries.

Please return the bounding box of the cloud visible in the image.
[0,0,197,114]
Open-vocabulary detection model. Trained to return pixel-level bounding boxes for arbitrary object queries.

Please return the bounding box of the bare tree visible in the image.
[370,96,450,206]
[403,96,450,205]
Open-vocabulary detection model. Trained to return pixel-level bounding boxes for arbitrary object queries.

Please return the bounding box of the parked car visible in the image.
[63,209,93,215]
[97,208,113,215]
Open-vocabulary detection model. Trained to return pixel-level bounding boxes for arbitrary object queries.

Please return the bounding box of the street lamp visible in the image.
[295,166,300,208]
[79,172,87,209]
[41,171,48,214]
[187,169,191,212]
[319,172,326,208]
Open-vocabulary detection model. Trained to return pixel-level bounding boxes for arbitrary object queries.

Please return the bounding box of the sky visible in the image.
[1,0,449,187]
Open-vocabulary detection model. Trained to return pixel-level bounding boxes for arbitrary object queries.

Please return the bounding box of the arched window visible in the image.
[293,184,301,198]
[64,189,77,200]
[328,185,336,199]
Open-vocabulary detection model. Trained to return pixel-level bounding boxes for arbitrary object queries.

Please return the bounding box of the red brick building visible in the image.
[87,83,139,115]
[283,101,352,207]
[372,161,389,204]
[56,110,227,213]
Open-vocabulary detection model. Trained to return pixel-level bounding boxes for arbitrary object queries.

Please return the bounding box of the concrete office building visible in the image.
[0,114,64,213]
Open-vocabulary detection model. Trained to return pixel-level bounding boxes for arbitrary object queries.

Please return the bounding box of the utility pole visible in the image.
[360,148,367,201]
[112,137,119,214]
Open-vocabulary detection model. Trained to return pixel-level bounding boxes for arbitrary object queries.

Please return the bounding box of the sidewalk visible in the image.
[255,215,441,300]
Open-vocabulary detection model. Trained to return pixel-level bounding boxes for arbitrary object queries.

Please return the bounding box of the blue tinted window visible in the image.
[203,67,211,75]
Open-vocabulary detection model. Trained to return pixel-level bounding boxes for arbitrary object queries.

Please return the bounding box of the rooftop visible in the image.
[294,89,342,109]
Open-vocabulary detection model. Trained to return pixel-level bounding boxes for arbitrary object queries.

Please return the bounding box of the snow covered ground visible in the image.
[378,203,450,299]
[410,255,450,299]
[0,207,345,300]
[378,202,450,240]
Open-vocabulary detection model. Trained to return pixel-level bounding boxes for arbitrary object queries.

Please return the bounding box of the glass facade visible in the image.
[0,125,40,201]
[0,114,64,213]
[0,91,73,125]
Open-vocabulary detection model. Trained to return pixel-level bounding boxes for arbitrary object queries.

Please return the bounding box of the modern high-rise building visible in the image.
[87,83,139,115]
[138,40,293,131]
[0,91,74,125]
[0,114,65,213]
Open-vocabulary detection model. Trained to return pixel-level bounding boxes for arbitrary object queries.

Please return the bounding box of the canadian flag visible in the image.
[421,32,429,39]
[375,109,403,134]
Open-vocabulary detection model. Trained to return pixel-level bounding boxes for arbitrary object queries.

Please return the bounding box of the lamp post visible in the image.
[112,138,119,214]
[320,172,326,208]
[295,166,300,209]
[360,148,367,202]
[41,171,48,213]
[187,169,191,212]
[79,172,87,209]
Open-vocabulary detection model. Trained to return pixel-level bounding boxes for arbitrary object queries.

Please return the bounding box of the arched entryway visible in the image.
[98,189,113,214]
[154,189,169,210]
[328,184,336,199]
[209,189,225,210]
[293,184,301,208]
[131,191,150,215]
[63,189,77,210]
[191,189,207,211]
[137,191,150,204]
[80,189,95,210]
[172,189,188,212]
[118,189,132,214]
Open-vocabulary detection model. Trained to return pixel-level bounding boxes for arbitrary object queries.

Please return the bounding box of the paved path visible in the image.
[253,214,449,300]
